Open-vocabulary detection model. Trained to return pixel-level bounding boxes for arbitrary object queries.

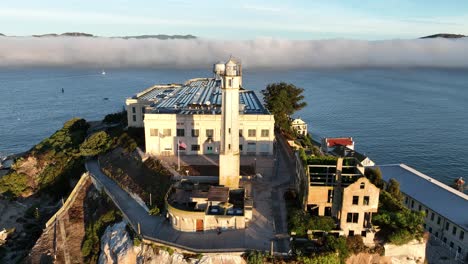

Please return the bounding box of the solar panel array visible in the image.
[136,78,268,115]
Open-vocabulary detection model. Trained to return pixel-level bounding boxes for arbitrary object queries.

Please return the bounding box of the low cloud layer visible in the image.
[1,37,467,68]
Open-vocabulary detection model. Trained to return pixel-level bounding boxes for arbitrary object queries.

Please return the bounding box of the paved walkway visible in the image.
[85,139,294,253]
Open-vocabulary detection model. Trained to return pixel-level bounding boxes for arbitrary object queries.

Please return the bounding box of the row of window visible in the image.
[405,196,465,241]
[182,143,258,152]
[352,195,370,206]
[150,128,270,138]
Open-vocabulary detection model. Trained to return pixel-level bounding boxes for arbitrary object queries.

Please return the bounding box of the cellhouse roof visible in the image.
[133,78,269,115]
[373,164,468,230]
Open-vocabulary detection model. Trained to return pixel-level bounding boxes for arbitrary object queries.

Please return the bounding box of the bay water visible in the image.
[1,67,467,190]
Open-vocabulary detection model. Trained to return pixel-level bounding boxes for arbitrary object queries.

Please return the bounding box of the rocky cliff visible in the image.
[99,221,246,264]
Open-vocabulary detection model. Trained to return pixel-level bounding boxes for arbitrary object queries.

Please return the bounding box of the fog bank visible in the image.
[1,37,467,68]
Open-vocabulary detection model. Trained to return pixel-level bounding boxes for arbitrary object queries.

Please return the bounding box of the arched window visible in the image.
[360,182,365,189]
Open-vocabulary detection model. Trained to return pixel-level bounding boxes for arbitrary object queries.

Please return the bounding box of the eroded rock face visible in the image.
[99,221,246,264]
[99,222,137,264]
[137,246,187,264]
[384,239,426,264]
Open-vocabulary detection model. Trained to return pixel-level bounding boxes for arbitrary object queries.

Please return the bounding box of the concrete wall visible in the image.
[167,203,245,232]
[144,113,275,156]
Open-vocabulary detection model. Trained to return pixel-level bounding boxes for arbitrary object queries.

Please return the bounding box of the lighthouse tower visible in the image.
[219,58,242,189]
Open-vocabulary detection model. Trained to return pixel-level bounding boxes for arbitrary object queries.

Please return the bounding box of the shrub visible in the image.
[80,131,112,156]
[148,207,160,216]
[133,237,142,247]
[346,235,366,254]
[298,253,341,264]
[103,111,127,125]
[245,250,265,264]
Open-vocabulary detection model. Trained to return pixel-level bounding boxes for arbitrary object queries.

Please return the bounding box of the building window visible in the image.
[248,129,256,137]
[430,212,434,221]
[411,200,414,208]
[361,231,367,237]
[239,129,243,137]
[207,146,213,151]
[191,145,200,151]
[449,242,454,248]
[425,209,428,217]
[457,246,462,254]
[443,237,447,243]
[163,129,171,137]
[176,129,185,137]
[405,197,409,204]
[360,182,365,189]
[132,115,136,122]
[446,222,449,231]
[429,227,432,233]
[435,232,439,238]
[352,196,359,205]
[327,190,333,203]
[192,129,199,137]
[142,107,145,113]
[437,216,441,225]
[132,107,135,113]
[239,144,243,151]
[349,230,354,236]
[460,231,464,240]
[261,129,269,137]
[363,196,370,205]
[452,226,457,235]
[150,129,159,137]
[247,142,256,153]
[228,79,232,87]
[346,213,359,223]
[206,129,214,138]
[418,205,422,211]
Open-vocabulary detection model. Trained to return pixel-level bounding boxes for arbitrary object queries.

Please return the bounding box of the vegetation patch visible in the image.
[99,148,172,210]
[81,190,122,264]
[261,82,307,136]
[0,118,88,198]
[366,168,425,245]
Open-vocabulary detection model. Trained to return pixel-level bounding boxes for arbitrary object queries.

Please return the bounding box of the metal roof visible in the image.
[372,164,468,230]
[135,78,269,115]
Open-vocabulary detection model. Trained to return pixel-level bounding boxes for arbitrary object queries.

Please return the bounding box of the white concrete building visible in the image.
[291,118,308,136]
[125,63,275,157]
[376,164,468,261]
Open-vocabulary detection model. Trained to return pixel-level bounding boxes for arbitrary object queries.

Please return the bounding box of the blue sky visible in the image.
[1,0,467,39]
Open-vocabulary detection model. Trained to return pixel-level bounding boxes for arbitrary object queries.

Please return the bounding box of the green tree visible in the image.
[80,131,112,156]
[387,178,403,201]
[364,167,384,189]
[261,82,307,132]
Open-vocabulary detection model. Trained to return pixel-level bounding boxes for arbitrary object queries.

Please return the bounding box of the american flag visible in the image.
[178,140,187,150]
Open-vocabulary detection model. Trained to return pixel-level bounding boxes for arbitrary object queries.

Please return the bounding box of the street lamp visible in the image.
[185,170,189,177]
[254,158,257,174]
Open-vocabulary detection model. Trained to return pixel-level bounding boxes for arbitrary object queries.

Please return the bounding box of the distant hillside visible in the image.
[421,33,466,39]
[32,32,94,37]
[0,33,4,36]
[26,32,196,39]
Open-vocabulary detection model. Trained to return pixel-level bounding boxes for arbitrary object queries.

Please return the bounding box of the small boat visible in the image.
[103,98,109,100]
[101,70,106,75]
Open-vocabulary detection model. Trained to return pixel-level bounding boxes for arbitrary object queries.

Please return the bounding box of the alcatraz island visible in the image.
[0,58,466,263]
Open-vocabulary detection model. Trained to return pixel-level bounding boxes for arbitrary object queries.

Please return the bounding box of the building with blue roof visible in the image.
[125,62,275,156]
[374,164,468,260]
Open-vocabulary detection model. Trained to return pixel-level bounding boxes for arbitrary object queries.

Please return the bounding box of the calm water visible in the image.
[1,67,467,189]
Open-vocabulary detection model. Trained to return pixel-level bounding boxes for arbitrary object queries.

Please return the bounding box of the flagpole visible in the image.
[177,139,180,171]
